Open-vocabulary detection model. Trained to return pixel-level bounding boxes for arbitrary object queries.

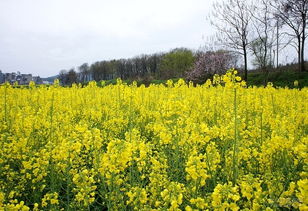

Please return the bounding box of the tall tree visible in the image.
[250,0,276,73]
[159,48,195,79]
[78,63,89,82]
[211,0,252,81]
[273,0,308,72]
[58,69,68,85]
[250,38,271,70]
[66,68,78,85]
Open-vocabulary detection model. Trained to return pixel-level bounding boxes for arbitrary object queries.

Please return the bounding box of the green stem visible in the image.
[232,88,238,186]
[50,92,55,143]
[260,112,263,146]
[4,84,7,124]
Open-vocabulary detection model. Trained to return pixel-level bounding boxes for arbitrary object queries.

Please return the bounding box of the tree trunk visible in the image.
[277,19,279,68]
[298,35,301,72]
[301,38,305,72]
[243,46,248,81]
[301,17,306,72]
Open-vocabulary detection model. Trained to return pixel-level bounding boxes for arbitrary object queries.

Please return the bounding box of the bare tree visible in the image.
[210,0,252,81]
[78,63,89,82]
[250,0,276,74]
[273,0,308,72]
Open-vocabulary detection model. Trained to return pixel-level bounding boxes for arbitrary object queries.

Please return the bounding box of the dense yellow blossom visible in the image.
[0,70,307,210]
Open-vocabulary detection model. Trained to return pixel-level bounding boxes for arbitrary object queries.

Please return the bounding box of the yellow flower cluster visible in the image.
[0,70,307,210]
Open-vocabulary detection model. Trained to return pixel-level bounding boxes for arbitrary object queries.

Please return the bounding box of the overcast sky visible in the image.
[0,0,215,77]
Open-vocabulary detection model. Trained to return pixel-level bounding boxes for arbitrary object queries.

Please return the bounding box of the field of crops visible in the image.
[0,71,307,210]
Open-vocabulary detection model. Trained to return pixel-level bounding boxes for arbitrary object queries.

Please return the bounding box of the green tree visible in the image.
[66,68,78,85]
[159,48,195,79]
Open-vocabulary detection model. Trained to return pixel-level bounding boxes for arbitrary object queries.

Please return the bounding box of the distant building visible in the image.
[33,76,43,84]
[5,72,17,83]
[1,72,46,85]
[0,70,4,84]
[43,81,51,85]
[0,71,40,85]
[19,74,33,85]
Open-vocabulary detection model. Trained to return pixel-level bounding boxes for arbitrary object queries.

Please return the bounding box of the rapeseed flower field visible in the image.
[0,71,307,210]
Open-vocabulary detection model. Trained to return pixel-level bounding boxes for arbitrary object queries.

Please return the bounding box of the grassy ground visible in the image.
[99,71,308,88]
[246,71,308,88]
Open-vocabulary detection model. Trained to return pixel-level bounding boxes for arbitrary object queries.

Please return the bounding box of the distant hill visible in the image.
[42,75,58,82]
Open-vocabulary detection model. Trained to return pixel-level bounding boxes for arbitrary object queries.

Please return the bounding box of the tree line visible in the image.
[211,0,307,81]
[58,48,239,85]
[59,0,307,85]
